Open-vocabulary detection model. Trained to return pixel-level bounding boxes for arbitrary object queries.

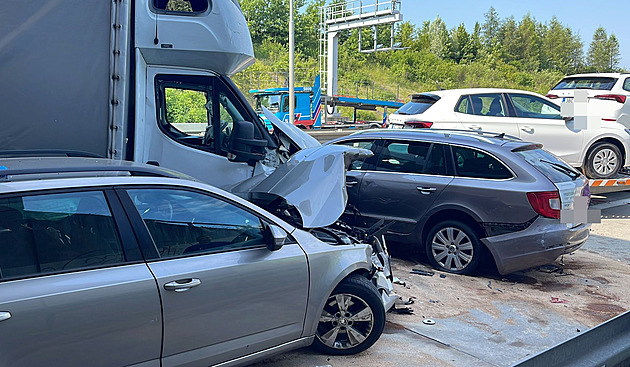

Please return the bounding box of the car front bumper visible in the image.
[481,217,590,275]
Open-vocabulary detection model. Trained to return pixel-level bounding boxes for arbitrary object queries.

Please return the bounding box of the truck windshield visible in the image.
[255,94,282,113]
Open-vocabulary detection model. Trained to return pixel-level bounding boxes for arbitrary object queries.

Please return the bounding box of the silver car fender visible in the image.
[290,229,375,337]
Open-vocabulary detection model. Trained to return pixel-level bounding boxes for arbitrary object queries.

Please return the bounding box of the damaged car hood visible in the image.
[231,144,373,228]
[263,107,321,150]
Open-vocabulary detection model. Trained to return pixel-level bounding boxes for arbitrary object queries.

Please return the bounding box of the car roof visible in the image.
[329,128,541,152]
[410,88,544,99]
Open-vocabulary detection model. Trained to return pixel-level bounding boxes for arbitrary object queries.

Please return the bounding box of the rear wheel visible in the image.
[313,275,385,355]
[584,142,622,179]
[425,220,482,275]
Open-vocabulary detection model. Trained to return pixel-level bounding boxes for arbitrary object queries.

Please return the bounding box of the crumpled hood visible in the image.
[231,144,373,228]
[263,107,321,150]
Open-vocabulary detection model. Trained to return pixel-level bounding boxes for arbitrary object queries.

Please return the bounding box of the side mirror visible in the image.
[264,223,287,251]
[562,115,574,122]
[227,120,267,162]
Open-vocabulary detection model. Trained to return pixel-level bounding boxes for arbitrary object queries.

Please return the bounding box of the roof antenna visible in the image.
[434,80,443,91]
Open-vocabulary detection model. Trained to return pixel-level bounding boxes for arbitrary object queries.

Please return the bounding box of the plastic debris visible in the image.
[487,281,493,289]
[429,299,439,304]
[392,277,406,287]
[423,318,436,325]
[411,269,434,276]
[550,297,569,304]
[439,274,446,278]
[539,264,563,273]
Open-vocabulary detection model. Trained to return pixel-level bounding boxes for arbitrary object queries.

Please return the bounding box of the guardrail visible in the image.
[512,310,630,367]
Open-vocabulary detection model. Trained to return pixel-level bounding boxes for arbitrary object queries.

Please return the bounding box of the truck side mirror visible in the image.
[227,120,267,162]
[263,223,287,251]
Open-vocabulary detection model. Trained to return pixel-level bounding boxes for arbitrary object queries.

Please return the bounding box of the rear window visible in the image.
[395,95,439,115]
[552,77,617,91]
[516,148,580,183]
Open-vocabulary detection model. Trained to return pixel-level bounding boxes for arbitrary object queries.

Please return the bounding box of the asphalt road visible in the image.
[252,190,630,367]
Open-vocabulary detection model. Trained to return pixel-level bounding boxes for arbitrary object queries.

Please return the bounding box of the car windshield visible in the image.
[254,94,282,113]
[552,77,617,91]
[516,148,580,183]
[395,96,439,115]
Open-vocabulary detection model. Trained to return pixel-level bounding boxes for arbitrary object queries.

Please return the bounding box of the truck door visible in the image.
[137,67,266,188]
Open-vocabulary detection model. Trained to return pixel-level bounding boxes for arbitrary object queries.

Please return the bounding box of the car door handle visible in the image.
[346,180,358,186]
[0,312,11,322]
[521,126,534,133]
[469,125,482,130]
[164,278,201,292]
[417,186,436,194]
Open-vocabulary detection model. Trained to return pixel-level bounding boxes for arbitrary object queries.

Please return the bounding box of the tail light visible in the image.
[594,94,627,104]
[404,121,433,128]
[546,94,559,99]
[527,191,561,219]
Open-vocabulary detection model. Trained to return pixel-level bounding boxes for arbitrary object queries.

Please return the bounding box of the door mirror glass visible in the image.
[264,224,287,251]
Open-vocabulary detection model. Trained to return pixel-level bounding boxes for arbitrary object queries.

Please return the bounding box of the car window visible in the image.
[463,94,506,117]
[624,78,630,92]
[127,188,266,258]
[516,148,580,183]
[335,139,376,170]
[452,146,512,179]
[552,77,617,91]
[395,95,439,115]
[376,140,431,174]
[0,191,125,280]
[424,143,447,175]
[508,94,561,119]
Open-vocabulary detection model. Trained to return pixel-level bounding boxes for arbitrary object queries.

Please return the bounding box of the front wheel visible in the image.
[425,220,483,275]
[584,142,622,179]
[313,275,385,355]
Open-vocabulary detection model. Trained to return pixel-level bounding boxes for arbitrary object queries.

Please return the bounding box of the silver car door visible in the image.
[0,190,161,367]
[121,187,309,367]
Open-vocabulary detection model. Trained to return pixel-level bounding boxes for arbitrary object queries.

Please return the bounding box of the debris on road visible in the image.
[550,297,569,304]
[391,297,415,314]
[411,269,434,276]
[422,318,436,325]
[439,274,446,278]
[538,264,564,274]
[393,277,406,287]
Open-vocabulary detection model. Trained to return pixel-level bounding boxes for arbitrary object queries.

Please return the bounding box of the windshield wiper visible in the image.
[396,112,409,115]
[540,159,580,180]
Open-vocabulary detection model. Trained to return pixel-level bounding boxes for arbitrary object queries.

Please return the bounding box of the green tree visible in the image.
[481,6,500,50]
[240,0,306,45]
[607,34,621,71]
[587,27,610,71]
[450,24,473,63]
[515,14,541,70]
[429,16,452,59]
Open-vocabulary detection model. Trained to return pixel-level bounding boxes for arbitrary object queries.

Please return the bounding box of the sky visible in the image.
[403,0,630,70]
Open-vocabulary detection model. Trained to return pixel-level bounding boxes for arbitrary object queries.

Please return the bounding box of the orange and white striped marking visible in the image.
[589,178,630,187]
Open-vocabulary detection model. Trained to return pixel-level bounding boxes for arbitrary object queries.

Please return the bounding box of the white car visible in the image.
[388,88,630,179]
[547,72,630,128]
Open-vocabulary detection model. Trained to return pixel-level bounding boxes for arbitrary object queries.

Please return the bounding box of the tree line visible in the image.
[234,1,624,118]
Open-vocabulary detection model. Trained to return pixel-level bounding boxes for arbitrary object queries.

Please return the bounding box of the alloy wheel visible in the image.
[593,148,618,176]
[316,293,374,350]
[431,227,474,271]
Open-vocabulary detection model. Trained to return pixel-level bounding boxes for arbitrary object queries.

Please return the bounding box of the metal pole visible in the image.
[289,0,295,125]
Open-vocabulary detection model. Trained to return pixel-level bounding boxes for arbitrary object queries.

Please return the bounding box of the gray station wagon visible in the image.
[0,157,396,367]
[329,129,592,275]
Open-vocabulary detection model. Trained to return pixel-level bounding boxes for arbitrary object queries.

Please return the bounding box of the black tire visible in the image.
[425,220,483,275]
[584,142,622,179]
[313,275,385,355]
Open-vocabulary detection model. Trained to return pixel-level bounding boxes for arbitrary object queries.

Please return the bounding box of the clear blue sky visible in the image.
[403,0,629,70]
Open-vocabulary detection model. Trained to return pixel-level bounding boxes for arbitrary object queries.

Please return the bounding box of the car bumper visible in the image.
[481,217,590,275]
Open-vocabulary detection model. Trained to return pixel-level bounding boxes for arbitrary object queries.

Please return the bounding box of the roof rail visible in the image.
[0,150,104,158]
[0,163,182,182]
[399,128,521,141]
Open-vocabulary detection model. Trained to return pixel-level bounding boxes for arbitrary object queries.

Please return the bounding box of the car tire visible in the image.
[425,220,482,275]
[313,275,385,355]
[584,142,622,179]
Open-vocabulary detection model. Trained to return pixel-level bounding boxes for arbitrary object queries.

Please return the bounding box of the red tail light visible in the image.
[404,121,433,128]
[527,191,561,219]
[594,94,627,103]
[546,94,559,99]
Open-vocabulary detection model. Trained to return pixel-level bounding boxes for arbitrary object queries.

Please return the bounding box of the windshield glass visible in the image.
[516,148,580,183]
[552,77,617,91]
[254,94,282,113]
[395,98,438,115]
